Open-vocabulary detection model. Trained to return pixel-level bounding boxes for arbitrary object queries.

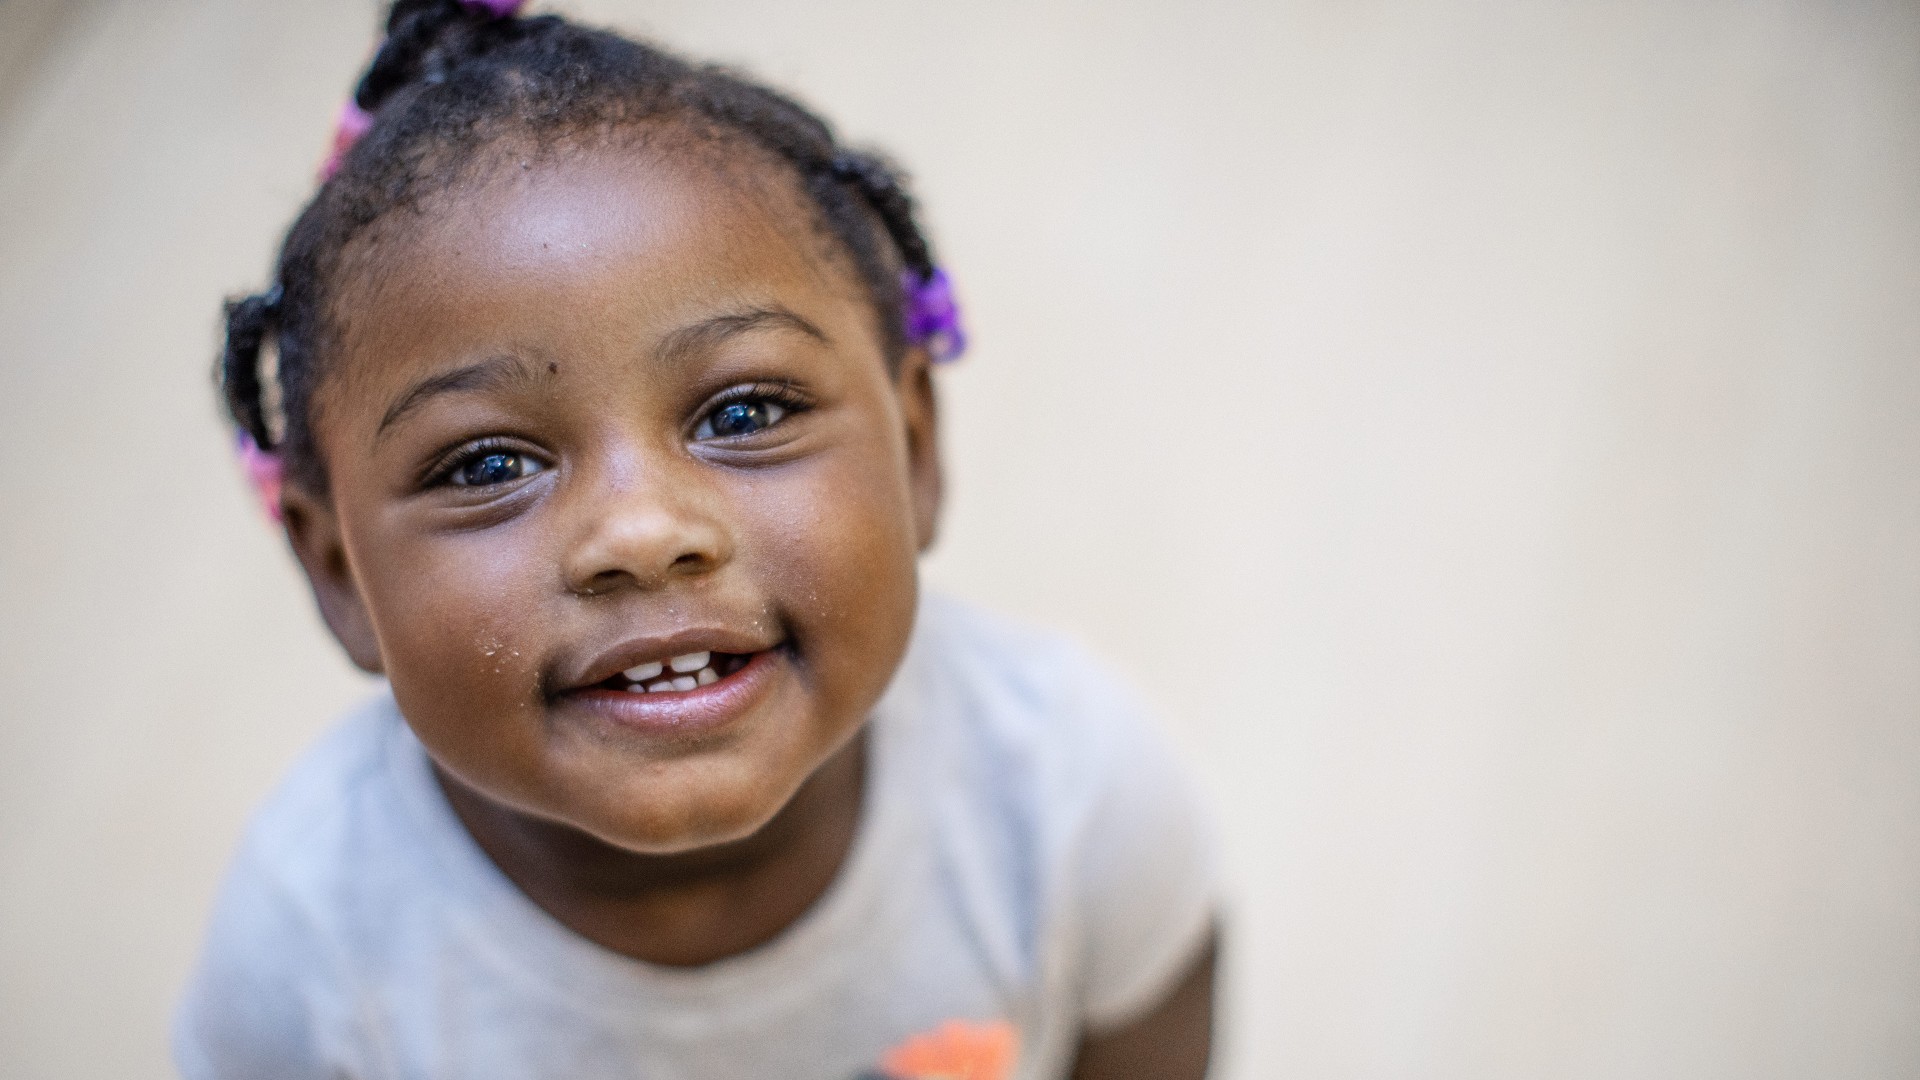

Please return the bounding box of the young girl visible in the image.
[179,3,1219,1077]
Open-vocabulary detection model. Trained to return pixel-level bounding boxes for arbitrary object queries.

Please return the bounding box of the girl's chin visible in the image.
[570,780,799,856]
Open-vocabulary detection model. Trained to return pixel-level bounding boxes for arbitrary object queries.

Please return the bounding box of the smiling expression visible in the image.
[285,134,939,855]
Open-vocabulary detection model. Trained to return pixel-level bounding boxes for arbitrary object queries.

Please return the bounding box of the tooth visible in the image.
[671,675,698,691]
[624,661,663,681]
[669,651,710,673]
[697,668,718,686]
[647,679,674,692]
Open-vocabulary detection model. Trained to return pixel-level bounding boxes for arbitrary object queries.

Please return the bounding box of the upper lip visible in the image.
[561,627,781,691]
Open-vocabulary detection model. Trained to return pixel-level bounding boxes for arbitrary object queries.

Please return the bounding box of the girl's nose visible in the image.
[560,467,732,596]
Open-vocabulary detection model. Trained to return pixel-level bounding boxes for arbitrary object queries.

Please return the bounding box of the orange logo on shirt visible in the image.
[876,1019,1019,1080]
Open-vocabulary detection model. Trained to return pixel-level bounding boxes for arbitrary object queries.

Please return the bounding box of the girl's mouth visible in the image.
[562,647,783,737]
[592,650,756,694]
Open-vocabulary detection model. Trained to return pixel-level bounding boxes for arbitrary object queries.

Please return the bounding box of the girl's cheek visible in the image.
[374,534,551,720]
[764,451,919,688]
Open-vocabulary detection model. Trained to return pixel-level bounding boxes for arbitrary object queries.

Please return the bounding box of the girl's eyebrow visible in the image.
[376,353,535,441]
[655,307,828,367]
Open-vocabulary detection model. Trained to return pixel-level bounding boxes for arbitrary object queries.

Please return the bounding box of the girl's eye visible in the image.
[696,399,788,440]
[448,450,545,488]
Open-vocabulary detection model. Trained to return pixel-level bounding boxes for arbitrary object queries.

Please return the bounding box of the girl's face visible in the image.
[285,138,939,854]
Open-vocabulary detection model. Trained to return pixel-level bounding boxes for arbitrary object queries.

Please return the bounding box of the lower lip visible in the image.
[558,648,783,738]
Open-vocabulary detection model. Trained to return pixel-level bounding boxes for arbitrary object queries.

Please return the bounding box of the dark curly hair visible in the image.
[220,0,941,495]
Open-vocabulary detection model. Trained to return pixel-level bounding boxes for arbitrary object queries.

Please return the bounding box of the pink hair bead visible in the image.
[318,1,527,181]
[235,433,286,524]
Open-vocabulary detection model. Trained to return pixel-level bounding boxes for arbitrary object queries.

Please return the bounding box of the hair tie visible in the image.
[318,0,529,181]
[235,432,286,524]
[902,267,966,363]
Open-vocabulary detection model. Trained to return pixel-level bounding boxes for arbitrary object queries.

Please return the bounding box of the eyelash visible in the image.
[696,382,813,437]
[420,436,535,489]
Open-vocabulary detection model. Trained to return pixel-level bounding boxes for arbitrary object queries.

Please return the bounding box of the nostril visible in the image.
[671,553,706,570]
[578,570,629,596]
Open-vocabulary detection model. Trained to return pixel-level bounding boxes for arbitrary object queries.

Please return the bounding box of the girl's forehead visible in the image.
[364,138,836,298]
[329,139,863,370]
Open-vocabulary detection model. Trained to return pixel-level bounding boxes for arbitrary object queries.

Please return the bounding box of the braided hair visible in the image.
[221,0,942,495]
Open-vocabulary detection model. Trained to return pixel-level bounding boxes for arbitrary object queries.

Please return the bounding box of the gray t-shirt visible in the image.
[175,595,1218,1080]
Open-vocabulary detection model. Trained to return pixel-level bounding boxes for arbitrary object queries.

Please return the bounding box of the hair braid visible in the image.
[220,289,279,449]
[357,0,525,111]
[830,149,934,279]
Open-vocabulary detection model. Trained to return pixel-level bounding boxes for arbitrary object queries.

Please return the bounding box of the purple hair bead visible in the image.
[902,267,967,363]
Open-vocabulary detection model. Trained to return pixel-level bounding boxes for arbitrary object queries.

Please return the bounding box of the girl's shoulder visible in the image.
[176,694,424,1078]
[219,696,386,858]
[904,592,1166,776]
[893,594,1220,1031]
[892,592,1209,865]
[230,693,415,884]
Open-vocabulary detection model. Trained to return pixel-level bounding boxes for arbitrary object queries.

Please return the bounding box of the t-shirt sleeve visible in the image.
[173,847,361,1080]
[1066,674,1221,1033]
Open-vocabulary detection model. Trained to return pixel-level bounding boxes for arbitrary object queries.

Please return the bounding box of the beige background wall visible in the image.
[3,1,1917,1077]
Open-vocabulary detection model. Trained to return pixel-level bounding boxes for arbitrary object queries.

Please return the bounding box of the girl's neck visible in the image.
[435,729,868,967]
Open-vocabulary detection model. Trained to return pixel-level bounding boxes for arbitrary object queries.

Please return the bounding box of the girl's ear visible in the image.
[280,486,385,674]
[897,347,943,552]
